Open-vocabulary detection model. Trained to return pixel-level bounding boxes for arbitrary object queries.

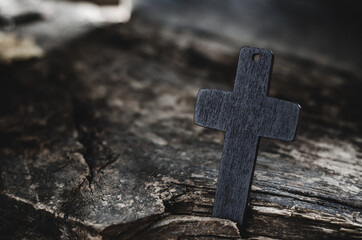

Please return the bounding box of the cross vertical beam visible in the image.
[194,47,301,227]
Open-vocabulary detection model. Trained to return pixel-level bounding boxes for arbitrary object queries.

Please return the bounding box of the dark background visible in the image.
[133,0,362,77]
[0,0,361,239]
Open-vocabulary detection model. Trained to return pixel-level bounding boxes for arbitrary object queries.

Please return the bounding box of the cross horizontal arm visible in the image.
[258,97,301,141]
[194,89,231,131]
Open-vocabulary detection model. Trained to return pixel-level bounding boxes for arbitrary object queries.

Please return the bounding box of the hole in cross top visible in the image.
[252,54,260,62]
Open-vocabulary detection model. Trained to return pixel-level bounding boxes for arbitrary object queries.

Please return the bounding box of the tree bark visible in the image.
[0,13,361,240]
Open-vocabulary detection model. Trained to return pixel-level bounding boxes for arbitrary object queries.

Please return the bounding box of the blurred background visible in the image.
[0,1,361,239]
[1,0,361,75]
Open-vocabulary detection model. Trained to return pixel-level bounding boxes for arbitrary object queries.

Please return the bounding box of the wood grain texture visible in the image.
[195,47,300,227]
[0,12,361,240]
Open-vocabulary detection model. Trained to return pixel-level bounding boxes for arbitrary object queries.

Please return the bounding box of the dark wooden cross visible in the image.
[194,47,301,227]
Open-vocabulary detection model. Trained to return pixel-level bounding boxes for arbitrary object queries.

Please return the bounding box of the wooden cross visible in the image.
[194,47,301,227]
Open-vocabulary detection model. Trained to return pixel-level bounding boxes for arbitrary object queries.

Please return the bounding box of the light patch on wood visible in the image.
[150,215,238,229]
[144,132,168,146]
[114,199,135,209]
[252,205,362,228]
[313,140,361,177]
[0,33,43,63]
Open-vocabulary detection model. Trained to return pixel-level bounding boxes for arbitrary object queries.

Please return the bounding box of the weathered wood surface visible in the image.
[0,13,361,240]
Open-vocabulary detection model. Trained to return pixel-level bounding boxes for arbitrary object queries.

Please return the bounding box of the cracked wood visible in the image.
[0,12,361,240]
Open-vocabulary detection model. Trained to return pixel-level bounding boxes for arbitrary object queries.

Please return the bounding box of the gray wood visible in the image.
[0,9,361,240]
[195,47,301,227]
